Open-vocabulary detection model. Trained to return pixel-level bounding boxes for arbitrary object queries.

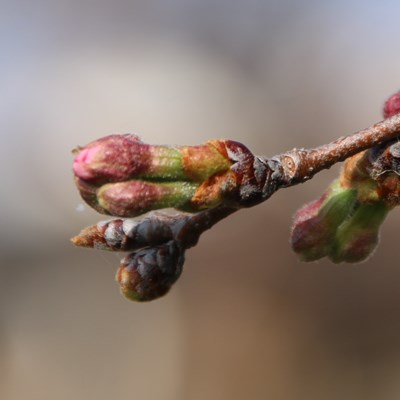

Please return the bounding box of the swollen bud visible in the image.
[73,134,232,185]
[97,180,198,217]
[291,89,400,264]
[116,240,185,301]
[73,134,185,183]
[383,91,400,118]
[73,135,276,217]
[290,181,357,261]
[329,202,389,263]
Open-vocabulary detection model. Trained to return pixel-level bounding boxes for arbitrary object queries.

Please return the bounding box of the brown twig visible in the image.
[275,113,400,187]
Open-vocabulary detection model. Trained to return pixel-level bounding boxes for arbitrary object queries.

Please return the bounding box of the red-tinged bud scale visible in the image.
[290,195,330,262]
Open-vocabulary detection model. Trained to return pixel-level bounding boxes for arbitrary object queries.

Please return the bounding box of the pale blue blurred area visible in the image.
[2,1,400,399]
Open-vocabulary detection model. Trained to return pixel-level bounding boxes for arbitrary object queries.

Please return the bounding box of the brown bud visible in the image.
[116,241,185,301]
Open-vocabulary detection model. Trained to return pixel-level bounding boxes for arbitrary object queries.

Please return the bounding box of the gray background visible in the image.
[2,1,400,399]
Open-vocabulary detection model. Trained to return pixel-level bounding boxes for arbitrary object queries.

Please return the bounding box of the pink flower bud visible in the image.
[73,134,233,185]
[73,135,277,217]
[73,134,156,183]
[384,91,400,118]
[97,180,198,217]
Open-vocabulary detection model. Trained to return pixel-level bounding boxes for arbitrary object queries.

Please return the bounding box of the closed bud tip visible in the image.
[116,241,185,301]
[329,202,388,263]
[73,134,148,183]
[291,181,357,261]
[384,91,400,118]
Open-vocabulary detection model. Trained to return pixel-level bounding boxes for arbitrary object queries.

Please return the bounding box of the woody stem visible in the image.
[275,113,400,187]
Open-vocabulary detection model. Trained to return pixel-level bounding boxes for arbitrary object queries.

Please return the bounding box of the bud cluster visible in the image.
[291,90,400,263]
[72,133,270,301]
[72,205,234,301]
[73,134,273,217]
[71,90,400,301]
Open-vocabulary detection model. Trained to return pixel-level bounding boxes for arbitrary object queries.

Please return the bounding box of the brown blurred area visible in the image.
[2,1,400,399]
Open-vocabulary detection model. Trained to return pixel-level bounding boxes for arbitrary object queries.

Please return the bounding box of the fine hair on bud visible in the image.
[116,240,185,301]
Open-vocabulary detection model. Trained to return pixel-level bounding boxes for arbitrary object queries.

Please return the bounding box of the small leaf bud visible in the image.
[384,91,400,118]
[116,241,185,301]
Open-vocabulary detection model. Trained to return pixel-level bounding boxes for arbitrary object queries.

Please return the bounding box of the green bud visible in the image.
[97,180,199,217]
[291,180,357,261]
[329,202,389,263]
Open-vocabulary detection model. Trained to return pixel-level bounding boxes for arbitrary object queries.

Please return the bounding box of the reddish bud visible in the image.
[97,180,198,217]
[73,134,156,183]
[291,200,328,262]
[73,135,277,217]
[384,91,400,118]
[291,181,357,261]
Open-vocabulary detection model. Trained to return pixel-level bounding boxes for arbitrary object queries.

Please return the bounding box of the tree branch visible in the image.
[71,91,400,300]
[276,113,400,187]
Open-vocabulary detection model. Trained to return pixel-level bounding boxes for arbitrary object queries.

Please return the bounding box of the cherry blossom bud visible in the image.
[73,134,232,184]
[329,202,388,263]
[73,135,275,217]
[291,181,357,261]
[384,91,400,118]
[116,241,185,301]
[292,91,400,264]
[97,180,198,217]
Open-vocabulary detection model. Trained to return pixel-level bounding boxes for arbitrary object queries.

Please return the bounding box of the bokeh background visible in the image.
[2,1,400,399]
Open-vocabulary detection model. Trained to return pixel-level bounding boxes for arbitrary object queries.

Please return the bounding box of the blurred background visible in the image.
[2,0,400,399]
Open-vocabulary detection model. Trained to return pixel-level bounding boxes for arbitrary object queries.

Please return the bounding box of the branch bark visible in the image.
[274,113,400,187]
